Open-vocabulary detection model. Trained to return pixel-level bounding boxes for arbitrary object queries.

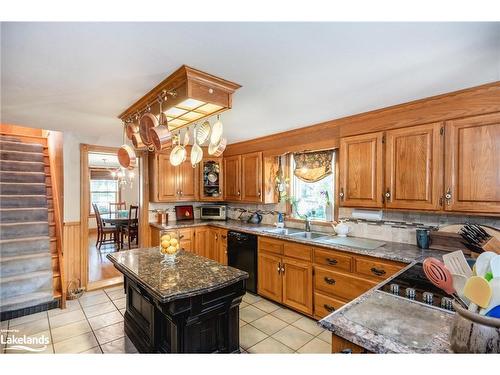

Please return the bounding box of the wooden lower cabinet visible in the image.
[314,266,377,301]
[194,227,210,257]
[178,228,193,252]
[313,292,346,320]
[282,257,313,315]
[258,252,283,302]
[331,334,368,354]
[218,229,228,265]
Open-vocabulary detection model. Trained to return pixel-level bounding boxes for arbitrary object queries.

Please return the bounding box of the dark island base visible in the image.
[122,276,246,353]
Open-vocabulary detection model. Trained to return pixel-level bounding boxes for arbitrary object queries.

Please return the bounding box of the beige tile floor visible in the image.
[1,289,331,354]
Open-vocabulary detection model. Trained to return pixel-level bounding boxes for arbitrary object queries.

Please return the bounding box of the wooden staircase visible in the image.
[0,127,66,314]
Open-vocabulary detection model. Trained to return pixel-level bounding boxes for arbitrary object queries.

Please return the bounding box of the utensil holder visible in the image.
[450,301,500,353]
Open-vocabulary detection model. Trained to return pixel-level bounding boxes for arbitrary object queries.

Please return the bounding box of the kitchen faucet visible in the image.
[305,217,311,232]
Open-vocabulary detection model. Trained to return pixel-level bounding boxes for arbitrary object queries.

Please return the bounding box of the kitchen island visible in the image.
[107,247,248,353]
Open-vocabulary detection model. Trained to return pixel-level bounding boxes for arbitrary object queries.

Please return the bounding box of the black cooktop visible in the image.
[378,260,474,311]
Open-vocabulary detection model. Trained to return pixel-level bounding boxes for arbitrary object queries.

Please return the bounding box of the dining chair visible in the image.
[120,205,139,250]
[109,201,126,213]
[93,203,120,251]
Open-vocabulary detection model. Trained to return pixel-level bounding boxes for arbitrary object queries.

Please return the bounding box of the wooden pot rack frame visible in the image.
[118,65,241,132]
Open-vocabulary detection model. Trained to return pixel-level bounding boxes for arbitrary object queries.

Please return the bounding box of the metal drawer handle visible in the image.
[324,276,336,285]
[324,304,335,312]
[326,258,338,265]
[179,235,184,239]
[370,267,386,276]
[340,349,353,354]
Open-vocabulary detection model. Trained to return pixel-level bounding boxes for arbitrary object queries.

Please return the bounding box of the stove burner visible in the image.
[378,262,457,311]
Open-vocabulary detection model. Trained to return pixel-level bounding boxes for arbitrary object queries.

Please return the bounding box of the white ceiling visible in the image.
[1,22,500,144]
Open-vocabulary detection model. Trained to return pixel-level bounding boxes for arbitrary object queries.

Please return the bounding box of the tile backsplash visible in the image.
[149,201,499,245]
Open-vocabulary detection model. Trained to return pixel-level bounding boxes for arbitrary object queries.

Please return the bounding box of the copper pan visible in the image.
[126,122,139,140]
[118,145,137,170]
[149,113,172,151]
[131,133,146,149]
[139,113,158,146]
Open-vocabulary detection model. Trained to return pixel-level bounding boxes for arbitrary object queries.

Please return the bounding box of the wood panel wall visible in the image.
[225,81,500,156]
[63,222,82,293]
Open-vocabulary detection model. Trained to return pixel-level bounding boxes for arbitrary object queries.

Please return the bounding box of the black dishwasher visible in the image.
[227,231,257,293]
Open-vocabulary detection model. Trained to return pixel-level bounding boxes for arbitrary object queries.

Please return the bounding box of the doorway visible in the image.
[80,144,145,291]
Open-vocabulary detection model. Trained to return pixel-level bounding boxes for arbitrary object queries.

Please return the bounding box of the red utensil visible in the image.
[422,257,468,309]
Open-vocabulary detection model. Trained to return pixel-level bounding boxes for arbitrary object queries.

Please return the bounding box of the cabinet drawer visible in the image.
[283,242,312,261]
[355,257,404,281]
[314,266,376,301]
[314,292,346,319]
[314,248,352,272]
[258,237,284,255]
[179,228,193,241]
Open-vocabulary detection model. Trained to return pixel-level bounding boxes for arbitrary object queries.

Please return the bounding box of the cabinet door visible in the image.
[157,154,177,201]
[445,113,500,213]
[282,257,313,315]
[218,229,228,265]
[223,155,241,201]
[339,132,384,208]
[257,252,282,303]
[194,227,210,257]
[177,161,198,201]
[385,122,443,210]
[179,228,193,252]
[241,152,263,202]
[200,158,224,201]
[207,227,219,261]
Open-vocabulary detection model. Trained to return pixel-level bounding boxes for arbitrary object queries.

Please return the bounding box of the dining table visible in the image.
[101,211,138,249]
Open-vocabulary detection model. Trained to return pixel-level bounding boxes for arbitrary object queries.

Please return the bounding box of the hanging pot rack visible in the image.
[118,65,241,135]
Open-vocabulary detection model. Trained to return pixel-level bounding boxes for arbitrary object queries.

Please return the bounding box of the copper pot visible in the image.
[149,115,173,151]
[117,145,137,170]
[131,133,146,149]
[139,113,158,147]
[126,122,139,140]
[156,210,168,225]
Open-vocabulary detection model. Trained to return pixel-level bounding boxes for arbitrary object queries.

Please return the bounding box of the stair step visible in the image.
[0,207,48,223]
[0,170,46,183]
[0,252,51,277]
[0,236,51,257]
[0,150,44,162]
[0,182,47,195]
[0,160,45,173]
[0,195,47,208]
[0,221,49,240]
[0,291,54,313]
[0,270,53,299]
[0,140,44,153]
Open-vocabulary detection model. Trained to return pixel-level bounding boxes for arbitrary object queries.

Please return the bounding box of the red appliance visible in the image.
[175,205,194,221]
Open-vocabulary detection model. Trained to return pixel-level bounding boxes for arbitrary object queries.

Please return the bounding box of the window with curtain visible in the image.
[90,169,119,214]
[289,150,335,221]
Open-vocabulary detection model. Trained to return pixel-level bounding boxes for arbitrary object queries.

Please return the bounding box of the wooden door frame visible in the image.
[80,144,149,291]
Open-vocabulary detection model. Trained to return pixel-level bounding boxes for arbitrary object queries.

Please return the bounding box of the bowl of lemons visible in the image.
[159,230,181,264]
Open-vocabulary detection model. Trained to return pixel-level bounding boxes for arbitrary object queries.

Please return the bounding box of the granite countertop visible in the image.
[107,248,248,303]
[318,264,454,353]
[150,219,453,353]
[150,219,444,264]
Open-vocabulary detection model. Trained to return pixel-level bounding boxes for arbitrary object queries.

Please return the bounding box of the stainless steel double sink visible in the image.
[259,227,385,250]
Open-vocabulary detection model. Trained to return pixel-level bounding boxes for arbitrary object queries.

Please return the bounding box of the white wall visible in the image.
[63,130,122,222]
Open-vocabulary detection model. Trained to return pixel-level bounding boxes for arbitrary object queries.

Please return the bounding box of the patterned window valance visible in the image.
[90,168,114,180]
[293,150,334,183]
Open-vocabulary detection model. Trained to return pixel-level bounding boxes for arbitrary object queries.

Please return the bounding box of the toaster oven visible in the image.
[200,205,227,220]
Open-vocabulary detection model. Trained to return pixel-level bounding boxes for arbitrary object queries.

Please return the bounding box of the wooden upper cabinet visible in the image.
[177,160,198,201]
[156,153,177,201]
[241,152,263,202]
[149,151,198,202]
[385,122,443,210]
[224,155,241,201]
[444,113,500,213]
[339,132,384,208]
